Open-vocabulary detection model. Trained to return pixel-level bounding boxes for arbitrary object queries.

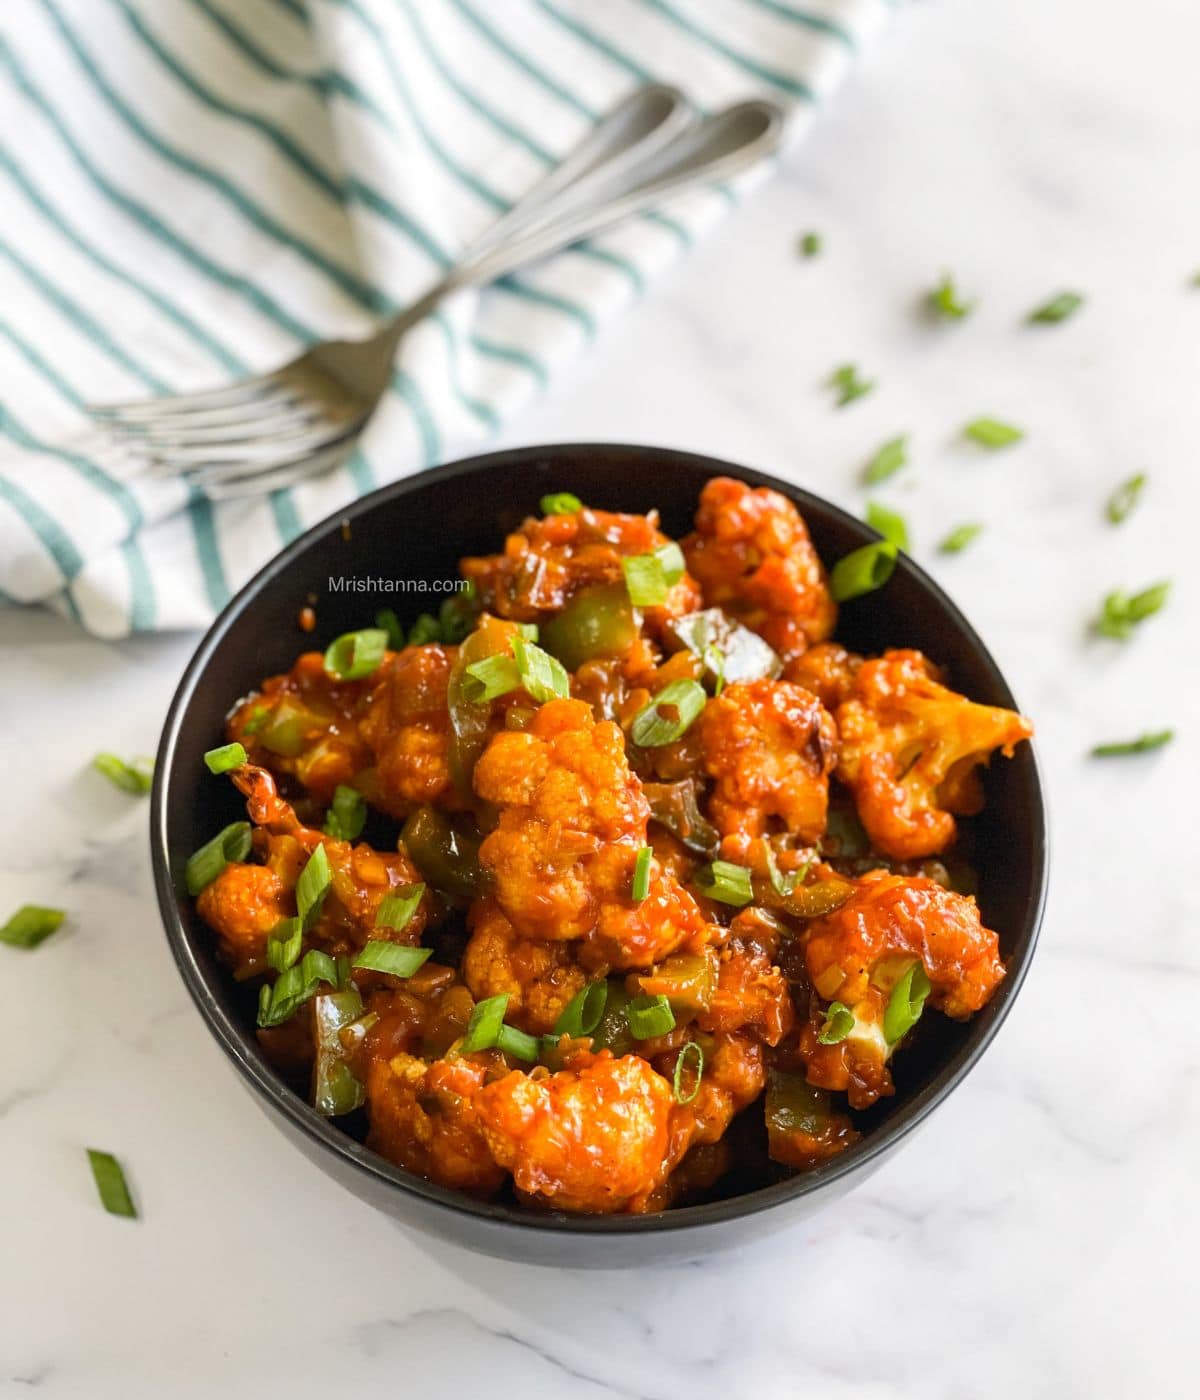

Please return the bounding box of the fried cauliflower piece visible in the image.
[784,641,863,710]
[355,644,458,817]
[584,857,713,972]
[365,1052,506,1196]
[681,477,836,663]
[476,1052,674,1213]
[698,938,795,1046]
[462,898,587,1035]
[835,649,1033,861]
[196,863,289,970]
[697,679,838,843]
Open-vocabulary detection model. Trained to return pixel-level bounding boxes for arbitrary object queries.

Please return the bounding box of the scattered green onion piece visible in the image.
[630,679,707,747]
[541,492,583,515]
[407,613,442,646]
[1095,581,1171,639]
[692,859,754,907]
[266,917,302,973]
[862,434,908,486]
[631,845,653,903]
[830,363,875,407]
[296,844,332,929]
[928,273,973,320]
[553,981,609,1039]
[799,230,822,258]
[185,821,252,896]
[242,706,269,737]
[1,905,66,949]
[1106,473,1146,525]
[86,1149,136,1219]
[324,784,367,842]
[375,607,406,650]
[817,1001,855,1045]
[463,652,522,703]
[92,753,154,795]
[496,1023,541,1063]
[517,621,539,641]
[626,993,676,1040]
[257,948,339,1028]
[1029,291,1083,324]
[461,993,509,1053]
[763,845,798,897]
[829,541,898,602]
[352,941,432,977]
[939,522,984,554]
[673,1041,704,1105]
[622,542,685,608]
[882,962,932,1044]
[203,742,246,775]
[1091,730,1174,758]
[513,635,570,702]
[964,418,1024,449]
[865,501,909,551]
[375,883,425,933]
[702,643,726,696]
[323,627,388,681]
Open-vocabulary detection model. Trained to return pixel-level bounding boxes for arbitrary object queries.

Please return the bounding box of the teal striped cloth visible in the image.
[0,0,890,637]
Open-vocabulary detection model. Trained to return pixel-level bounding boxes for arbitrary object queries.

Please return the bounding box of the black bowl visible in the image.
[151,443,1047,1267]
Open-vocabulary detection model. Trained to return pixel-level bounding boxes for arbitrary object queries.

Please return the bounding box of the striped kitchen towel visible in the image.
[0,0,891,637]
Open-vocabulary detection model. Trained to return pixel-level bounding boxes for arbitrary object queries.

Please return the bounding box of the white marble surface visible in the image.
[3,0,1199,1394]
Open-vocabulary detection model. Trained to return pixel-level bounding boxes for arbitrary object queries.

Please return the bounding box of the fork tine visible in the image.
[118,406,326,450]
[155,420,364,480]
[201,441,354,499]
[101,391,311,437]
[90,369,290,423]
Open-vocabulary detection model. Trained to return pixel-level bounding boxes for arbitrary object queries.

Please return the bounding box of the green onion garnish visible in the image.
[375,607,406,650]
[266,917,302,972]
[1095,581,1170,640]
[496,1023,541,1062]
[865,501,909,551]
[242,705,269,737]
[257,948,341,1028]
[296,844,332,930]
[553,981,609,1038]
[702,643,726,696]
[324,784,367,842]
[86,1149,136,1219]
[375,883,425,932]
[463,652,522,702]
[882,962,932,1044]
[692,859,754,907]
[626,993,676,1040]
[630,679,707,747]
[517,621,539,641]
[830,363,875,407]
[460,993,509,1053]
[939,522,984,554]
[817,1001,855,1045]
[323,628,389,681]
[829,541,898,602]
[92,753,154,795]
[407,613,442,646]
[1,905,66,949]
[928,273,973,320]
[673,1041,704,1104]
[862,434,908,486]
[799,230,821,258]
[763,845,798,897]
[185,821,252,896]
[351,941,432,977]
[622,542,686,608]
[964,418,1024,449]
[1107,473,1146,525]
[631,845,652,903]
[541,492,583,515]
[1029,291,1083,324]
[1091,730,1174,758]
[203,742,246,775]
[513,635,570,702]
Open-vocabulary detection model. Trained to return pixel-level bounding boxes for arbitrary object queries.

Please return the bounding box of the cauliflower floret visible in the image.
[681,477,836,662]
[462,898,586,1034]
[476,1052,674,1213]
[584,856,712,972]
[835,649,1033,860]
[356,643,458,817]
[196,863,288,973]
[697,679,838,843]
[784,641,863,710]
[697,938,795,1046]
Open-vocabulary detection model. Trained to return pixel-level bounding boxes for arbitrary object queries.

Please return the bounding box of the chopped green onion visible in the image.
[1107,473,1146,525]
[496,1023,541,1062]
[375,607,406,650]
[266,918,302,972]
[830,363,875,407]
[185,821,252,896]
[375,883,425,933]
[86,1149,136,1219]
[203,742,246,775]
[1029,291,1083,324]
[1095,581,1171,639]
[513,635,570,702]
[1,905,66,949]
[296,844,332,930]
[351,941,432,977]
[817,1001,855,1045]
[622,542,686,608]
[631,845,653,903]
[865,501,909,551]
[883,962,932,1044]
[92,753,154,795]
[257,948,340,1028]
[862,434,908,486]
[964,418,1024,449]
[324,784,367,842]
[541,492,583,515]
[692,859,754,907]
[463,652,521,703]
[673,1041,704,1104]
[829,541,898,602]
[928,273,974,320]
[630,679,707,747]
[407,613,442,646]
[517,622,539,641]
[323,628,388,681]
[939,522,984,554]
[1091,730,1174,758]
[799,230,822,257]
[763,845,798,897]
[460,993,509,1053]
[242,705,269,737]
[553,981,609,1038]
[626,993,676,1040]
[702,643,726,696]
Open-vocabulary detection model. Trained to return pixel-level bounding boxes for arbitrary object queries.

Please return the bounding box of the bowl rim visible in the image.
[151,442,1048,1238]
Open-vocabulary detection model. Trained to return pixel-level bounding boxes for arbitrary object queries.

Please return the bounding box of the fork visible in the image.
[89,88,786,499]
